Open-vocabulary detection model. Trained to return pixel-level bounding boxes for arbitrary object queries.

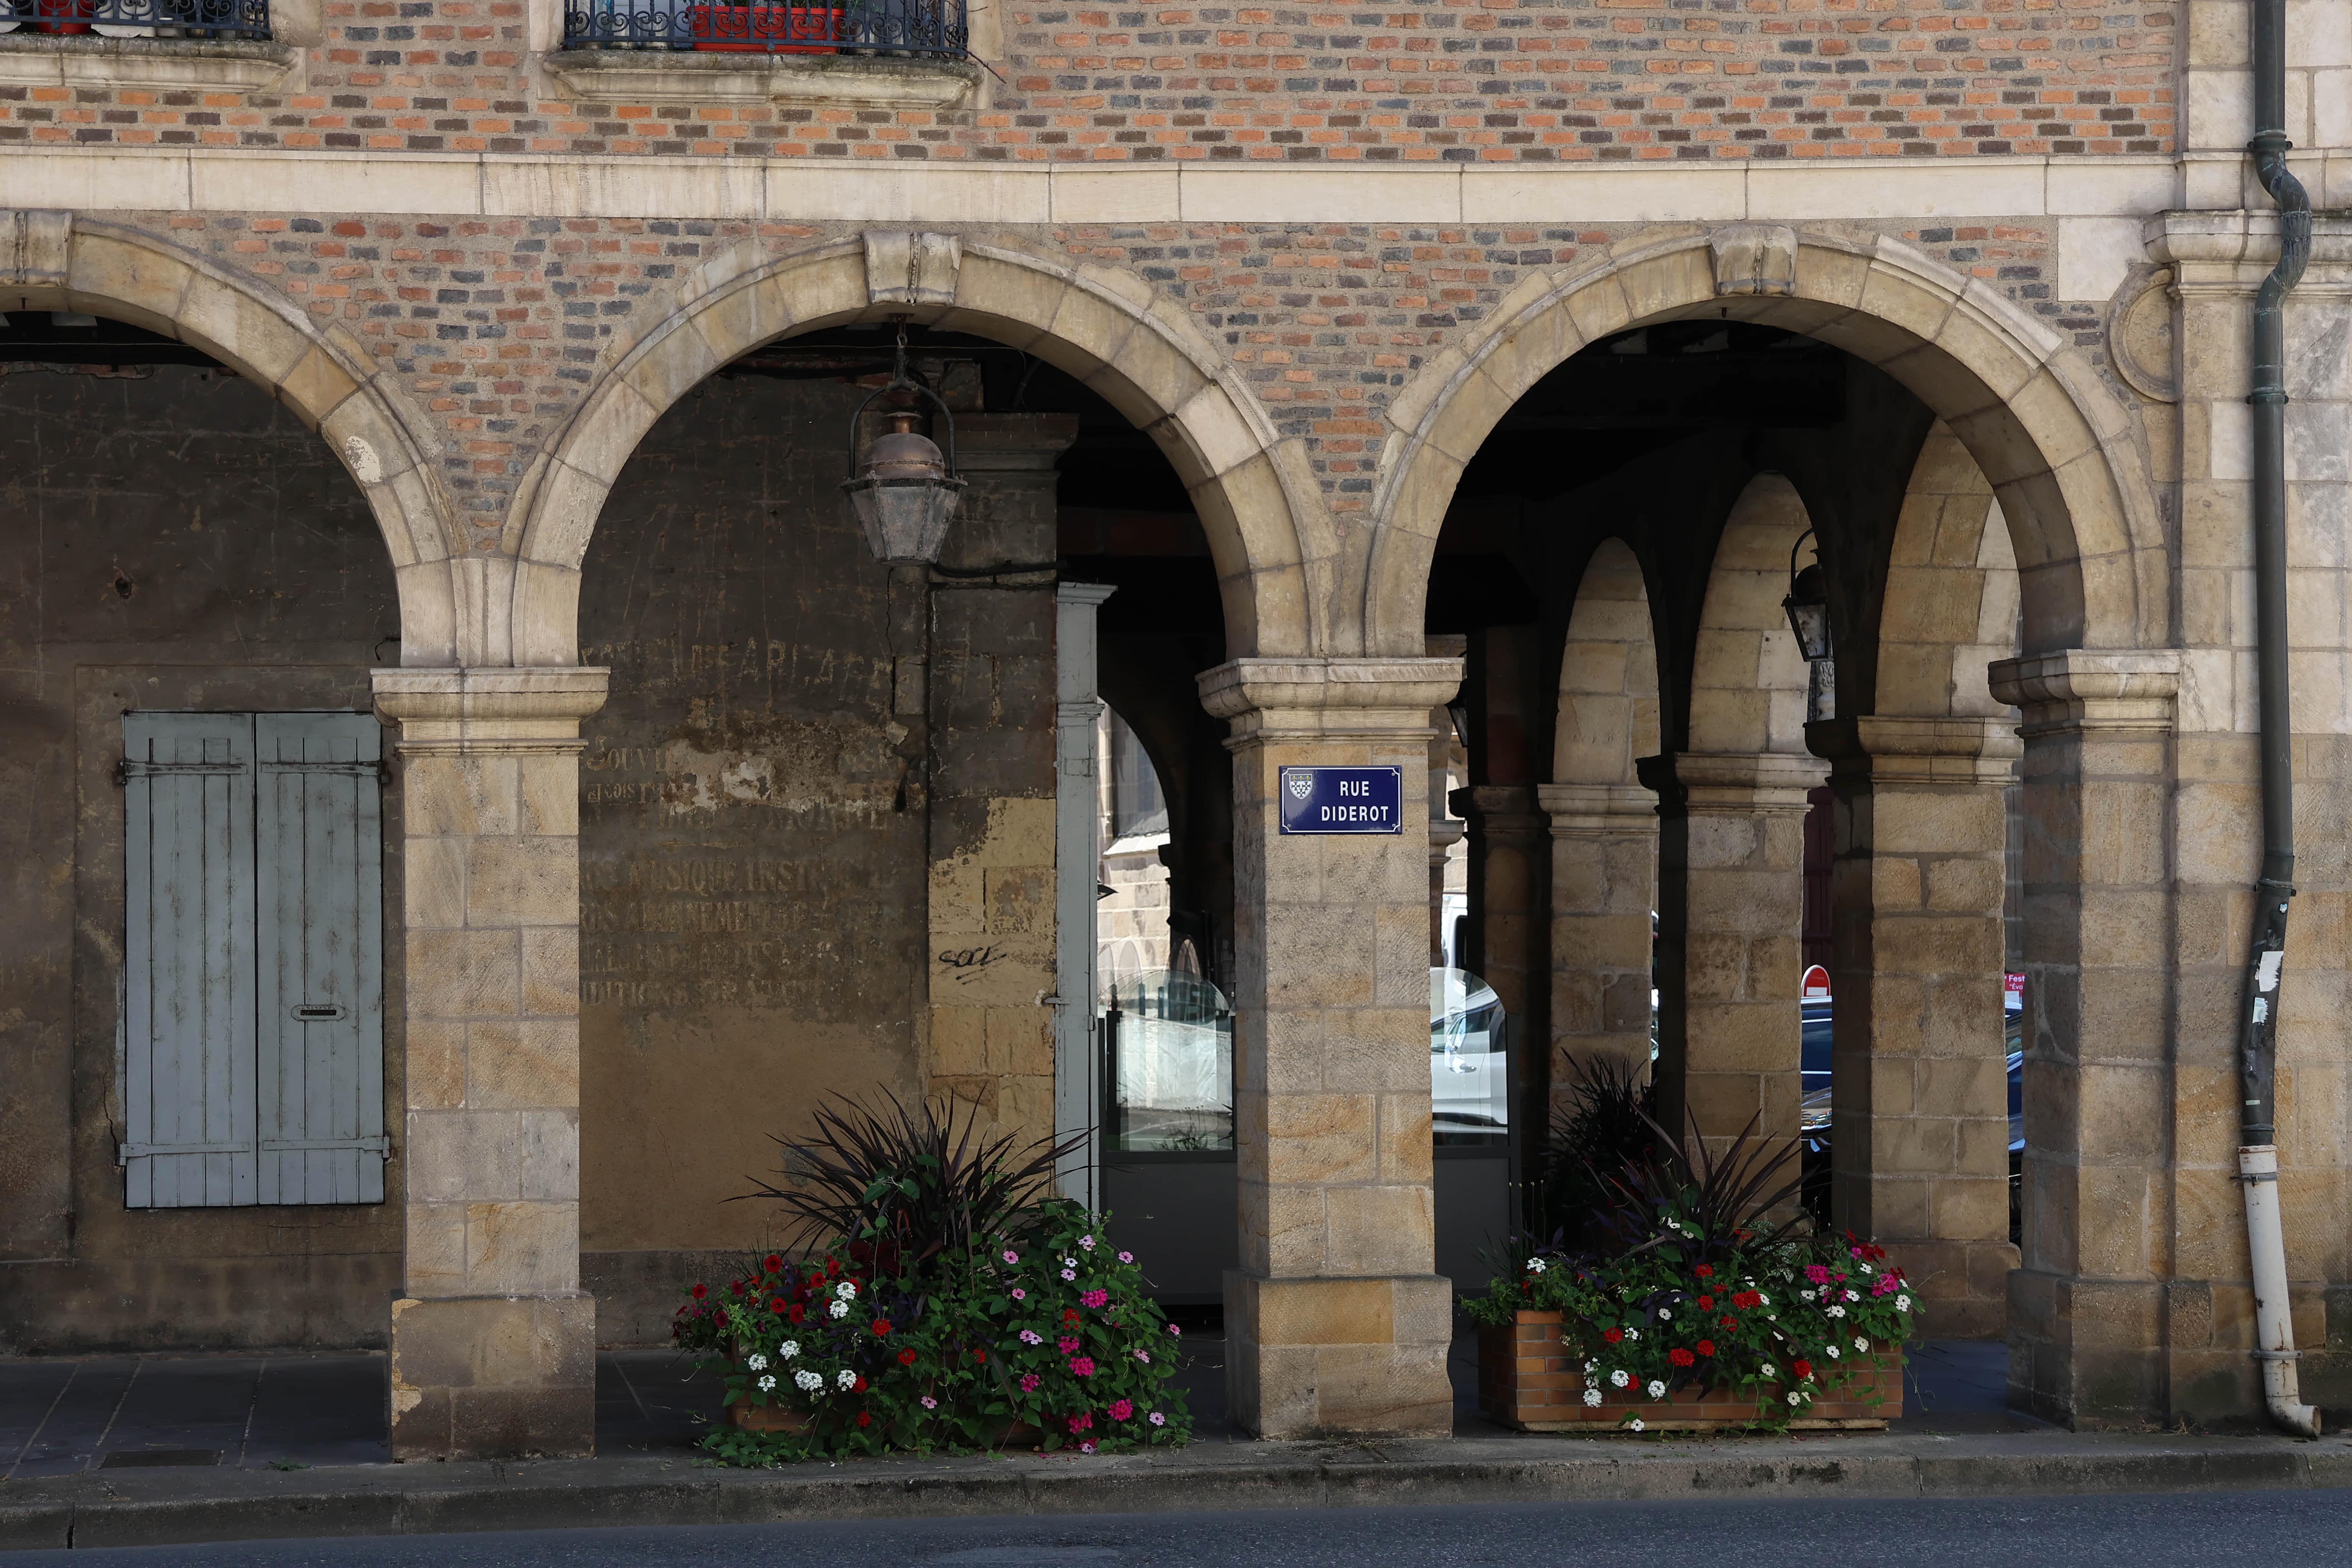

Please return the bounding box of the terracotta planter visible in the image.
[1476,1310,1902,1433]
[726,1396,810,1434]
[689,5,843,52]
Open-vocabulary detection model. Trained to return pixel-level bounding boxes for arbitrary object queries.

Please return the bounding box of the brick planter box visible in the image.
[1476,1310,1902,1433]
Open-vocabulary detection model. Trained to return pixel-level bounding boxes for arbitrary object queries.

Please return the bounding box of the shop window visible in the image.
[119,712,385,1209]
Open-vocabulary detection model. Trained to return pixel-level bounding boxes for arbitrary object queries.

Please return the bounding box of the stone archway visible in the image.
[1366,228,2165,662]
[510,235,1329,668]
[0,211,462,660]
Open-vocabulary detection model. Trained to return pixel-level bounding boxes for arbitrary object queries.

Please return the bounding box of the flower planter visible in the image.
[689,5,844,52]
[726,1396,810,1434]
[1476,1310,1902,1433]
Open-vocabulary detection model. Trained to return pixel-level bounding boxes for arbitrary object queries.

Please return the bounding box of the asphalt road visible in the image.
[18,1491,2352,1568]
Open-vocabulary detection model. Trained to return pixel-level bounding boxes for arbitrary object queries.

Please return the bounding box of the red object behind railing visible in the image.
[35,0,95,33]
[688,4,843,51]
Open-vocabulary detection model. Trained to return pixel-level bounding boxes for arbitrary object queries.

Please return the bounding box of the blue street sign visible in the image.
[1276,765,1405,835]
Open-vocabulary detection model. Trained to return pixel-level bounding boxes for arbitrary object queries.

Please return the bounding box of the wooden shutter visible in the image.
[255,713,387,1205]
[122,714,259,1208]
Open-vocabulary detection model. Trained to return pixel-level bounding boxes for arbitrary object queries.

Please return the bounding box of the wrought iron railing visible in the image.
[0,0,268,38]
[562,0,964,57]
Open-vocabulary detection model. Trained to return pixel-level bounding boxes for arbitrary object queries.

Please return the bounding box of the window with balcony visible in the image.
[0,0,264,35]
[560,0,961,55]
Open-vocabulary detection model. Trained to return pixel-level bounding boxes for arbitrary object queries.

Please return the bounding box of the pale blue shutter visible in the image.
[255,713,387,1205]
[122,714,258,1208]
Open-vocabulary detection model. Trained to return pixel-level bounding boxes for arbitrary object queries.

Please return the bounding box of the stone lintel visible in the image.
[1988,650,2178,738]
[0,34,298,95]
[1447,783,1547,838]
[542,48,981,109]
[372,666,611,750]
[1654,750,1827,812]
[1197,657,1463,747]
[1537,780,1658,832]
[1814,714,2024,787]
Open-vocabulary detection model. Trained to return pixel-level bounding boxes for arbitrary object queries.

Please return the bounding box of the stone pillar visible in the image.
[1537,783,1657,1102]
[1819,716,2021,1340]
[1198,655,1463,1440]
[1989,652,2178,1426]
[372,666,609,1463]
[1647,751,1825,1167]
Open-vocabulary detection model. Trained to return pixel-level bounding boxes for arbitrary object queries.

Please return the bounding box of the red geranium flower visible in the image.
[1696,1339,1715,1358]
[1063,1309,1081,1325]
[1669,1348,1695,1368]
[872,1319,893,1337]
[972,1349,987,1363]
[898,1348,918,1366]
[1693,1264,1713,1278]
[826,1258,841,1277]
[1793,1359,1813,1380]
[1733,1291,1761,1309]
[856,1411,871,1427]
[1603,1327,1623,1344]
[690,1284,707,1300]
[1697,1295,1713,1310]
[1721,1317,1737,1330]
[852,1374,867,1392]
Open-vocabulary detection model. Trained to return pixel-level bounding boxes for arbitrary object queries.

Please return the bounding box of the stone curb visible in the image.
[8,1434,2352,1552]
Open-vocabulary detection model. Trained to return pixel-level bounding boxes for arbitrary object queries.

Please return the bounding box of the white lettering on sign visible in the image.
[1318,804,1393,823]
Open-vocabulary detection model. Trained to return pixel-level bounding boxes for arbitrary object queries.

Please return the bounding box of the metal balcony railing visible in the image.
[0,0,268,39]
[561,0,964,57]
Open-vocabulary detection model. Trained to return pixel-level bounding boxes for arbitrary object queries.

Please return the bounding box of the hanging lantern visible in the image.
[840,323,966,564]
[1781,529,1835,721]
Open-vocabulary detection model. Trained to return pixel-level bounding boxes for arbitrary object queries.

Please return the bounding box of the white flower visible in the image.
[779,1340,800,1359]
[835,1281,858,1300]
[1629,1419,1645,1432]
[1610,1369,1630,1388]
[1827,1305,1846,1319]
[1646,1380,1667,1398]
[1583,1359,1599,1375]
[1526,1258,1548,1274]
[1844,1289,1859,1302]
[1626,1328,1641,1341]
[828,1299,849,1319]
[745,1353,769,1372]
[835,1369,857,1391]
[1826,1345,1841,1359]
[1787,1391,1804,1407]
[1656,1310,1670,1323]
[1758,1363,1775,1379]
[1583,1388,1603,1407]
[1755,1293,1769,1305]
[1801,1289,1816,1301]
[794,1369,823,1392]
[1860,1263,1873,1276]
[756,1374,776,1392]
[1896,1295,1911,1312]
[1064,1258,1080,1269]
[1854,1336,1870,1353]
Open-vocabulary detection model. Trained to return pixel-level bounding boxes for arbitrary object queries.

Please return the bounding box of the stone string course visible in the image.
[0,0,2174,160]
[136,211,2084,535]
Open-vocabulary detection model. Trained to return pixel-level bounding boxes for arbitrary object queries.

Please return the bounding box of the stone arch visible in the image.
[1688,473,1815,758]
[1552,537,1660,789]
[1368,230,2163,662]
[1874,423,2024,721]
[1,214,460,661]
[512,238,1326,667]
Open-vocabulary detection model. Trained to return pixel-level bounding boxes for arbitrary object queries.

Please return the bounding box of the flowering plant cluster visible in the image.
[674,1204,1191,1461]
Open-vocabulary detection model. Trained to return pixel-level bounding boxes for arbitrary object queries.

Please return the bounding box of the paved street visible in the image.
[9,1490,2352,1567]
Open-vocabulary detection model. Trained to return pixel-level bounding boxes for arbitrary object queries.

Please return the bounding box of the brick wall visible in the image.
[0,0,2174,158]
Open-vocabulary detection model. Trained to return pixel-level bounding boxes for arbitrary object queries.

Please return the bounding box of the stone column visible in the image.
[1989,651,2178,1425]
[1198,655,1463,1440]
[372,666,609,1462]
[1537,783,1657,1102]
[1819,716,2020,1340]
[1647,751,1825,1167]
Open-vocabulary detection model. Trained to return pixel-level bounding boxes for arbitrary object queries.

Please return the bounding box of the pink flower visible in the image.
[1081,1289,1109,1309]
[1071,1357,1096,1377]
[1079,1236,1096,1250]
[1068,1412,1093,1432]
[1021,1330,1044,1345]
[1020,1373,1040,1392]
[1167,1324,1181,1336]
[1117,1251,1134,1264]
[1804,1264,1831,1285]
[1109,1399,1133,1420]
[1134,1350,1151,1363]
[1079,1441,1097,1454]
[1011,1288,1027,1300]
[1148,1411,1165,1427]
[1061,1269,1077,1281]
[920,1396,938,1410]
[1058,1336,1079,1353]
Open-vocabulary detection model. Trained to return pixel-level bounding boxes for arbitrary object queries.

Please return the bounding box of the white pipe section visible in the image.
[2238,1144,2320,1436]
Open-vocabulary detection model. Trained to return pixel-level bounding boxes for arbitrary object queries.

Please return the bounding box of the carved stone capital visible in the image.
[1537,782,1658,834]
[1815,714,2022,786]
[372,667,611,752]
[1649,750,1826,812]
[1197,657,1463,746]
[1987,651,2178,738]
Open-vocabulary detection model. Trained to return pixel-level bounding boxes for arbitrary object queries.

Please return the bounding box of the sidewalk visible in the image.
[6,1335,2345,1552]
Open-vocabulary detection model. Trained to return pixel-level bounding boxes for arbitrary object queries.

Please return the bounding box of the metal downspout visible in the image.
[2236,0,2316,1438]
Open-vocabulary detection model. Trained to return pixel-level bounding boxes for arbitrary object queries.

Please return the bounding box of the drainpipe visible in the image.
[2236,0,2316,1439]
